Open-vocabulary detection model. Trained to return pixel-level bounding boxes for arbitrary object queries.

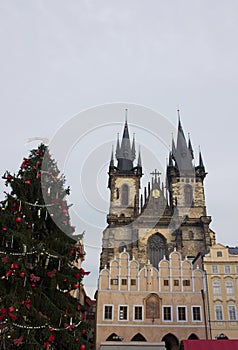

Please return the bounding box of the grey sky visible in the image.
[1,1,238,297]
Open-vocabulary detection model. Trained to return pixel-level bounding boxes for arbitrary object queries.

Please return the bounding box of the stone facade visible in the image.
[100,118,215,270]
[97,117,217,350]
[96,250,207,350]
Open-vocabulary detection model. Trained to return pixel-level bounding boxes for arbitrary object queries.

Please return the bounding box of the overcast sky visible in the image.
[1,1,238,298]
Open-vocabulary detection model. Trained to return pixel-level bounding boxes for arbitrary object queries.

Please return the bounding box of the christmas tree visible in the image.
[0,144,91,349]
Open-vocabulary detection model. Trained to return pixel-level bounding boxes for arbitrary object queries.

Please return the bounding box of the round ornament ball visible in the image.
[16,217,22,223]
[19,272,25,279]
[81,329,87,335]
[80,345,85,350]
[25,180,31,185]
[73,283,78,289]
[75,338,79,343]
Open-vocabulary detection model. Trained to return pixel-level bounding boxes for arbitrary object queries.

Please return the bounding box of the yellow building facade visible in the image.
[194,243,238,339]
[96,250,207,350]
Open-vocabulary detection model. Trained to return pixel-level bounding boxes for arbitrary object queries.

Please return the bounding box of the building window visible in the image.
[111,279,118,285]
[177,306,187,321]
[192,307,201,321]
[215,305,223,321]
[184,185,193,205]
[228,305,237,321]
[183,279,190,286]
[134,306,143,321]
[212,281,221,295]
[164,279,169,286]
[217,251,222,257]
[174,279,179,286]
[121,279,127,285]
[224,265,231,274]
[211,265,219,274]
[104,305,113,320]
[225,281,234,295]
[163,306,172,321]
[189,231,194,240]
[148,233,167,268]
[121,184,129,206]
[119,306,128,320]
[131,279,136,286]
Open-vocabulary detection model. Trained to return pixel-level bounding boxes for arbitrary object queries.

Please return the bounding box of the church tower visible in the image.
[100,114,142,269]
[100,112,215,270]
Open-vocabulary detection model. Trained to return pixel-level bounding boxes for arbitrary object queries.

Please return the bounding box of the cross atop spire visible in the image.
[150,169,161,183]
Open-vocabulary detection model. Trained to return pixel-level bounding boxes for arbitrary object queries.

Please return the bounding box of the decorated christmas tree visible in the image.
[0,144,91,349]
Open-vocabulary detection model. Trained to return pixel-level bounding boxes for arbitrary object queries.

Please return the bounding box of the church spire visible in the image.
[188,133,194,160]
[199,147,205,170]
[174,110,194,173]
[137,147,142,167]
[110,146,114,167]
[115,111,136,172]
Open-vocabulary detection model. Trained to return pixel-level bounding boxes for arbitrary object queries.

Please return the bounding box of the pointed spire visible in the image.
[116,111,136,171]
[188,133,194,159]
[137,146,142,167]
[176,111,187,151]
[175,110,194,173]
[172,135,176,159]
[131,133,136,161]
[199,146,205,169]
[116,133,120,158]
[169,151,173,166]
[177,108,182,130]
[122,109,129,139]
[110,146,114,167]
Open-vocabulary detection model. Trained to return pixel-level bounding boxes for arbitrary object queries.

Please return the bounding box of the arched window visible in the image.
[188,334,199,340]
[184,185,193,205]
[148,233,167,268]
[121,184,129,206]
[162,333,179,350]
[131,333,147,341]
[106,333,122,341]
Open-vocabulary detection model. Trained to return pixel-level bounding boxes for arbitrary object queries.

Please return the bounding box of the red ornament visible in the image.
[31,283,36,288]
[2,227,7,231]
[16,217,22,223]
[80,345,85,350]
[19,272,25,279]
[77,305,81,311]
[63,209,67,214]
[73,283,78,289]
[75,338,79,343]
[81,329,87,335]
[25,180,31,185]
[27,224,32,229]
[63,278,67,283]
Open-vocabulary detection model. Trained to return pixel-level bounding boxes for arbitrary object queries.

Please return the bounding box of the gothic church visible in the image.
[100,115,216,269]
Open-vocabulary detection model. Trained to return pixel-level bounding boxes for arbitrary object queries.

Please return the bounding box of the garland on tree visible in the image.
[0,144,91,349]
